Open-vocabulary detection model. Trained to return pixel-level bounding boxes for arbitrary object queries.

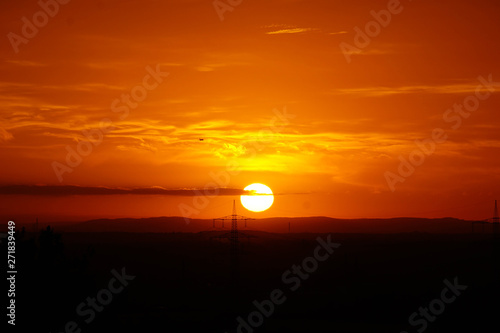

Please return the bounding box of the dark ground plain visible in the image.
[6,230,500,333]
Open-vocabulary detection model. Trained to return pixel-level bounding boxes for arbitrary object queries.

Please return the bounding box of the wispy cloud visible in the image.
[4,60,48,67]
[331,82,499,97]
[328,31,348,35]
[263,25,346,36]
[0,128,13,143]
[266,27,318,35]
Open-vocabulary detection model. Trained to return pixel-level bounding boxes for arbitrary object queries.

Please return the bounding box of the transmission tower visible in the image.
[472,200,499,233]
[212,200,255,285]
[493,200,499,234]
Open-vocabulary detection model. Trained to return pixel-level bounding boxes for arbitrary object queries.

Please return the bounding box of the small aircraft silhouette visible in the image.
[199,138,204,141]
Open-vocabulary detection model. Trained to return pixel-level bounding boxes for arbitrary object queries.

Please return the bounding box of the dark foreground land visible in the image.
[6,230,500,333]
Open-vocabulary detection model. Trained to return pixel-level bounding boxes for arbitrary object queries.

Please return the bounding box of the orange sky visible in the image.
[0,0,499,222]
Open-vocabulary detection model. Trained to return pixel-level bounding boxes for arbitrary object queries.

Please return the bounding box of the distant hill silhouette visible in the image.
[32,216,478,234]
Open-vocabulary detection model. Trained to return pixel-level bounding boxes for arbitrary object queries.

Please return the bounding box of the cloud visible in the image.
[195,66,215,72]
[4,60,48,67]
[0,185,250,196]
[213,143,247,159]
[264,26,346,36]
[328,31,348,35]
[0,128,13,143]
[193,62,250,72]
[186,120,234,130]
[331,82,499,97]
[266,27,318,35]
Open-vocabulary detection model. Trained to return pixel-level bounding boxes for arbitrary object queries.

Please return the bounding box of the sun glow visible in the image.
[240,183,274,212]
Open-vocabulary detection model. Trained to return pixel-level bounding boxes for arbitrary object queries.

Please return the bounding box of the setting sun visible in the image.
[240,183,274,212]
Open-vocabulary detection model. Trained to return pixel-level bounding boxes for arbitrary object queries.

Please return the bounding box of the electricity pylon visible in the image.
[472,200,499,233]
[213,200,255,285]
